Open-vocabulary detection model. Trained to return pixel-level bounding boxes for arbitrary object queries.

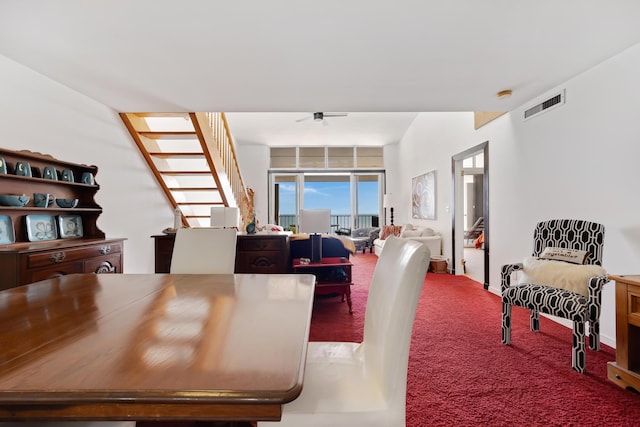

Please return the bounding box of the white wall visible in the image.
[235,144,270,226]
[0,55,174,273]
[388,42,640,347]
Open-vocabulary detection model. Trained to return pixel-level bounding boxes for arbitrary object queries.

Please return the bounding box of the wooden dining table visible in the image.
[0,273,316,423]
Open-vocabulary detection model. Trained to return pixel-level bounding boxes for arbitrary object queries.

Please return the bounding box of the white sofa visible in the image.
[373,224,441,257]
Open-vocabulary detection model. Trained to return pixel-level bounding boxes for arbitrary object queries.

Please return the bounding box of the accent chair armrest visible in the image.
[587,275,610,320]
[501,263,523,293]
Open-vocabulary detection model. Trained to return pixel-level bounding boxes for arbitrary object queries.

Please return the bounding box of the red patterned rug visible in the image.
[310,253,640,427]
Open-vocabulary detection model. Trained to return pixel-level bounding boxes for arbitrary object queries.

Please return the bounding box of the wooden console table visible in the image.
[607,274,640,392]
[292,257,353,314]
[152,232,290,274]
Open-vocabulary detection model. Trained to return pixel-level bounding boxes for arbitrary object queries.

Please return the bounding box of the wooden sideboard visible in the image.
[152,232,291,274]
[0,148,125,291]
[0,238,125,291]
[607,274,640,393]
[152,233,176,273]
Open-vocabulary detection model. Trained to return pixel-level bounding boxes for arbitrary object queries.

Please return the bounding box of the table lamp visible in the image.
[383,193,394,226]
[210,206,240,229]
[299,209,331,262]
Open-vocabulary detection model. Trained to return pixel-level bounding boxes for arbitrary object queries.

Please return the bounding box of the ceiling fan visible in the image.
[296,112,348,124]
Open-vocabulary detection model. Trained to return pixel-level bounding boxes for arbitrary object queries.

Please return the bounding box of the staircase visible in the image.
[120,112,253,228]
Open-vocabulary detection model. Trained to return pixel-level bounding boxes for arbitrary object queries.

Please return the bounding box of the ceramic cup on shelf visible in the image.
[34,193,55,208]
[61,169,74,182]
[81,172,95,185]
[15,161,32,177]
[43,166,58,180]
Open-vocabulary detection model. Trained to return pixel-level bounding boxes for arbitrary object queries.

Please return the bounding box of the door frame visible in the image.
[451,141,489,289]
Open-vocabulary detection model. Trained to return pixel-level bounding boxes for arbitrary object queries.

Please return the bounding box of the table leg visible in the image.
[345,284,353,314]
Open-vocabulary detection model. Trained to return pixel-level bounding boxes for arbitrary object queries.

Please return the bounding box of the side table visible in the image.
[607,274,640,393]
[292,257,354,314]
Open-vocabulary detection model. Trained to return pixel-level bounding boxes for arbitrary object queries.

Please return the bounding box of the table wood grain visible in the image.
[0,273,315,422]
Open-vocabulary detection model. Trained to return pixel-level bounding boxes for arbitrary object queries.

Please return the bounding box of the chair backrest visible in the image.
[362,236,430,409]
[532,219,605,266]
[170,228,237,274]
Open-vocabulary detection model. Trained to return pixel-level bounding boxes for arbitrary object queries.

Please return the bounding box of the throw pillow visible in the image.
[401,229,423,238]
[421,227,435,237]
[539,246,589,264]
[518,257,606,296]
[403,223,417,231]
[380,225,403,240]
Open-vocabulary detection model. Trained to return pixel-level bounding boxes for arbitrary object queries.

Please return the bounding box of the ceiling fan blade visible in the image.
[322,119,329,126]
[296,116,312,122]
[322,113,348,118]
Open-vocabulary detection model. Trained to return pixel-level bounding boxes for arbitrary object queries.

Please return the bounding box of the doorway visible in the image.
[451,142,489,289]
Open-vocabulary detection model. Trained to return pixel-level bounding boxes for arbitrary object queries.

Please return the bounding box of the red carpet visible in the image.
[310,253,640,427]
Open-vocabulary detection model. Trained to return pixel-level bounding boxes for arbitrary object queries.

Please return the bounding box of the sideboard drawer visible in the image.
[0,238,127,289]
[235,233,290,274]
[236,253,285,274]
[26,243,123,269]
[629,288,640,327]
[85,254,121,274]
[237,237,286,252]
[28,262,85,283]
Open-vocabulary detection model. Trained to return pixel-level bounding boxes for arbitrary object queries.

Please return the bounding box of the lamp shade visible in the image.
[210,206,240,228]
[299,209,331,234]
[383,193,392,208]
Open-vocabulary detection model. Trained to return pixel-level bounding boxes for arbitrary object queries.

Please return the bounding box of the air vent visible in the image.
[524,90,565,120]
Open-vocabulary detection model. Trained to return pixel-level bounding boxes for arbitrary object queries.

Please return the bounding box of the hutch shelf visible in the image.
[0,148,125,291]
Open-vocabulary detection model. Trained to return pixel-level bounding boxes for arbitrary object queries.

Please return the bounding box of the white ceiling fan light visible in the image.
[296,112,348,123]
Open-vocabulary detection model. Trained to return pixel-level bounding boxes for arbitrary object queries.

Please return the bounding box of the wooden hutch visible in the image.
[0,148,125,291]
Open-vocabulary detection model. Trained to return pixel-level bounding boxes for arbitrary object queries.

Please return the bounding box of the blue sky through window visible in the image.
[279,181,378,215]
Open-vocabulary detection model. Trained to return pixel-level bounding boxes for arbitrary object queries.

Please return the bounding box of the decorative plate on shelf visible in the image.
[25,215,58,242]
[58,215,83,238]
[0,215,15,245]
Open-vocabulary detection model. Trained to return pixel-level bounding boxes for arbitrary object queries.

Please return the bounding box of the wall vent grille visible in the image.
[524,90,565,120]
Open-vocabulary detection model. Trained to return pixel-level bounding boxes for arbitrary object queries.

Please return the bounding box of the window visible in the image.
[269,171,385,232]
[270,146,383,170]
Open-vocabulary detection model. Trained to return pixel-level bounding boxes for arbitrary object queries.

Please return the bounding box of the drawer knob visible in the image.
[99,246,111,255]
[50,252,66,263]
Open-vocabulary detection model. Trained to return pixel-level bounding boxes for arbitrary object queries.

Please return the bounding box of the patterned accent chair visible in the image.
[351,227,380,254]
[501,219,608,373]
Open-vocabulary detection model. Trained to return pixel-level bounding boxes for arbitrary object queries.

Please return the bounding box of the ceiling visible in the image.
[1,1,640,146]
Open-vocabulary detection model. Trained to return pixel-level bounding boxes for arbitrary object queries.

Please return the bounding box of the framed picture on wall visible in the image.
[412,170,436,220]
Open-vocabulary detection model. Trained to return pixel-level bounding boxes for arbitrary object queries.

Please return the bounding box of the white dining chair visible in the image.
[259,235,430,427]
[170,227,238,274]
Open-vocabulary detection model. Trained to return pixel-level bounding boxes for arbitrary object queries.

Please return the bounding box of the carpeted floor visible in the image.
[138,252,640,427]
[310,253,640,427]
